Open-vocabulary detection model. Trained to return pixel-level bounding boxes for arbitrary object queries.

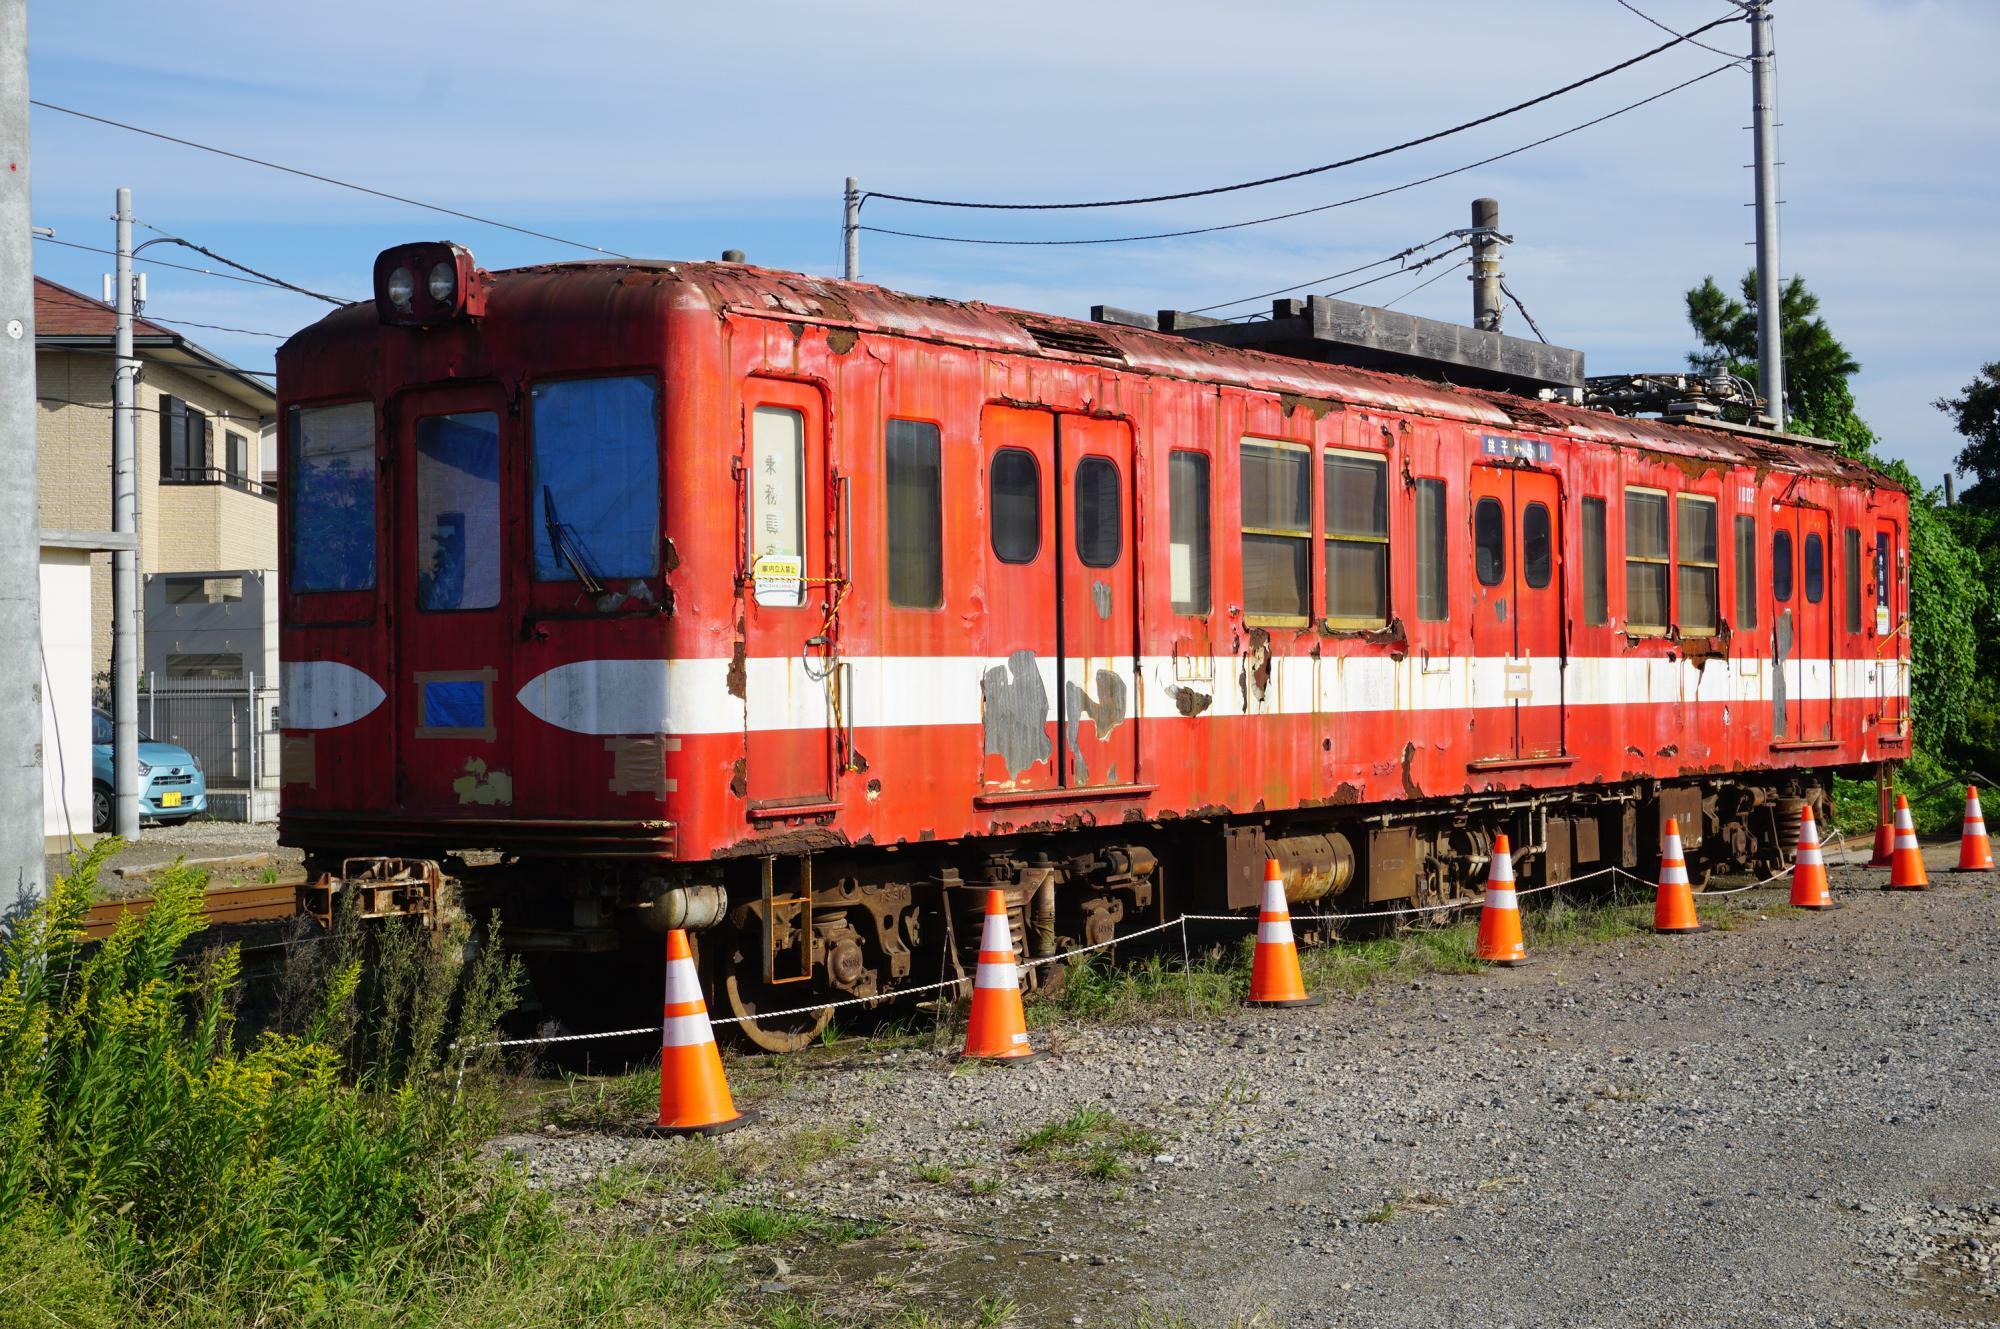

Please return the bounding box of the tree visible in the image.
[1685,272,1873,453]
[1935,362,2000,507]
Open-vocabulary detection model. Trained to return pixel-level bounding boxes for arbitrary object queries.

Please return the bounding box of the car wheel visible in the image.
[92,783,112,834]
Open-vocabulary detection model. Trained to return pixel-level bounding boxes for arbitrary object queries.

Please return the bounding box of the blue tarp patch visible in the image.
[422,680,486,731]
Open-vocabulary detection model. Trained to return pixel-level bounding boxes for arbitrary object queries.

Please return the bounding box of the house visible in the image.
[32,276,279,682]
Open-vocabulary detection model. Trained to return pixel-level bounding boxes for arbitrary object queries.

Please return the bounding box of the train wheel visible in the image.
[719,960,835,1054]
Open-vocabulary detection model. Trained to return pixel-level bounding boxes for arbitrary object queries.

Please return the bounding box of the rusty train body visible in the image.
[277,242,1910,1047]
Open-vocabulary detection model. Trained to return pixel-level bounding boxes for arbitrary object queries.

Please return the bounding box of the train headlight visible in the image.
[373,242,490,326]
[385,266,415,310]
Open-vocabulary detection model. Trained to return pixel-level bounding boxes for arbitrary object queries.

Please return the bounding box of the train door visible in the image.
[1874,516,1908,738]
[742,380,835,809]
[1468,465,1566,762]
[1773,503,1833,743]
[392,383,515,815]
[979,405,1060,793]
[1058,415,1140,789]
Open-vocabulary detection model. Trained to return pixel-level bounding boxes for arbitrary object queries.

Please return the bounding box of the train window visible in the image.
[1675,495,1718,636]
[1624,488,1669,632]
[1240,439,1310,621]
[1875,530,1891,632]
[746,405,806,606]
[1773,529,1794,603]
[1844,527,1863,633]
[1074,456,1122,569]
[990,447,1040,565]
[415,411,501,612]
[1324,451,1389,626]
[290,400,376,593]
[1473,497,1505,587]
[1804,531,1824,604]
[1168,451,1211,614]
[1521,502,1553,591]
[1415,478,1448,621]
[531,376,661,582]
[1734,515,1759,630]
[1581,497,1608,625]
[886,420,944,608]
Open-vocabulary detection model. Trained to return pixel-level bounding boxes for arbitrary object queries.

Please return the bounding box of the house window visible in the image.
[225,430,250,484]
[1844,527,1863,632]
[1323,451,1388,626]
[989,448,1040,565]
[289,400,376,593]
[886,419,943,608]
[1073,456,1122,569]
[1240,439,1310,621]
[1675,495,1718,636]
[1773,529,1794,603]
[163,575,243,604]
[1414,478,1447,621]
[1474,497,1505,587]
[1734,515,1758,630]
[1168,451,1211,614]
[531,375,661,583]
[159,395,211,480]
[1804,531,1825,604]
[1581,496,1608,626]
[415,411,502,612]
[1625,488,1670,633]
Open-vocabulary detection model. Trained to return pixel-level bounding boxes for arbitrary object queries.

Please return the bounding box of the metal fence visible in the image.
[140,674,281,821]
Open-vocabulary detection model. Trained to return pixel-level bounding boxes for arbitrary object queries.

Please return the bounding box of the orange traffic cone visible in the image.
[961,890,1045,1062]
[1868,811,1895,868]
[1789,805,1838,910]
[648,929,754,1137]
[1653,818,1707,934]
[1887,795,1930,891]
[1954,786,1994,872]
[1245,859,1323,1008]
[1474,834,1526,966]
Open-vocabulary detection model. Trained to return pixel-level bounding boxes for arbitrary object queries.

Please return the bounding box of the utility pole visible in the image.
[110,188,140,841]
[1744,0,1785,430]
[1,0,47,912]
[1469,197,1503,333]
[842,177,860,281]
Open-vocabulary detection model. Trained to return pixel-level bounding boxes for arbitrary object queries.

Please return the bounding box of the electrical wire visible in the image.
[142,316,289,340]
[1380,256,1472,310]
[1201,239,1473,319]
[1614,0,1749,60]
[30,99,631,259]
[138,225,344,305]
[1500,276,1551,343]
[34,234,357,300]
[863,13,1742,211]
[1184,232,1458,315]
[858,64,1736,248]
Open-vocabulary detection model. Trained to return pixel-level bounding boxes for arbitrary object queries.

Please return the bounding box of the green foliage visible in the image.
[1936,361,2000,507]
[1686,271,1873,449]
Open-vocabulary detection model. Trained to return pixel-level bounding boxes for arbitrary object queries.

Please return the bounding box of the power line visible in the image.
[142,315,289,340]
[1380,257,1471,311]
[1499,277,1551,343]
[1186,232,1458,315]
[859,64,1736,248]
[34,234,356,299]
[1614,1,1748,60]
[30,99,632,259]
[139,224,343,305]
[864,13,1743,211]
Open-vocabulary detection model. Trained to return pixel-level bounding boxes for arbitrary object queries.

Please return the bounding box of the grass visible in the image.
[1012,1107,1162,1181]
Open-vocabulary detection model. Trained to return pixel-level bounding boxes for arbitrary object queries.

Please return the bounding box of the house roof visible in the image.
[34,276,276,414]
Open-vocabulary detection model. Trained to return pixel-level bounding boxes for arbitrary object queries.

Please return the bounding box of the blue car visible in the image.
[91,708,207,831]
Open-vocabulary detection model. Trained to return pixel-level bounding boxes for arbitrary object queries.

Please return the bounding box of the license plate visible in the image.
[160,791,182,808]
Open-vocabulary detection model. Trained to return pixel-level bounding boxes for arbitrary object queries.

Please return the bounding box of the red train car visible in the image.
[277,242,1909,1047]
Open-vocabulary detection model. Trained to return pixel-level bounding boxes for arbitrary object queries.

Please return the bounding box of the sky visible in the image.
[22,0,1999,487]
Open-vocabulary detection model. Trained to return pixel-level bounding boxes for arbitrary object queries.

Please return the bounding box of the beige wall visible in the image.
[35,348,275,680]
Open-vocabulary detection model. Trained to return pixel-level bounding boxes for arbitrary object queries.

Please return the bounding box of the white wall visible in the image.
[40,549,94,848]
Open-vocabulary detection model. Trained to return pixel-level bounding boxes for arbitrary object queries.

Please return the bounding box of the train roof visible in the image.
[282,256,1898,491]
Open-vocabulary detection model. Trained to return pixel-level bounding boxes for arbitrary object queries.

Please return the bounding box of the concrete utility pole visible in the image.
[1744,0,1786,429]
[1470,197,1503,333]
[1,0,48,913]
[842,177,860,281]
[110,188,140,840]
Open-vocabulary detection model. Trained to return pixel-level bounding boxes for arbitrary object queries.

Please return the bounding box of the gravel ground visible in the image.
[48,819,299,896]
[494,842,2000,1328]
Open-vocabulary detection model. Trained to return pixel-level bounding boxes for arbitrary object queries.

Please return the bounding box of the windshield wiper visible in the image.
[542,485,607,595]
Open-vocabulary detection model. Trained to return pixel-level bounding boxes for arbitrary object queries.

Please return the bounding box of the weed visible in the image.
[1013,1107,1161,1180]
[967,1176,1002,1195]
[912,1162,955,1184]
[975,1294,1022,1327]
[685,1204,875,1250]
[1361,1201,1398,1224]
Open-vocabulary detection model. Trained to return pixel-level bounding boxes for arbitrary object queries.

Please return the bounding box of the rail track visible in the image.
[82,881,303,941]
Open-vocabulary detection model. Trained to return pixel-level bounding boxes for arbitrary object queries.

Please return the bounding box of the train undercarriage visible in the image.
[300,766,1871,1053]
